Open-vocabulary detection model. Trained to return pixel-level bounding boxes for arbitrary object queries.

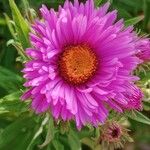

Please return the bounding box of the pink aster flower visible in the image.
[121,83,143,110]
[22,0,142,129]
[135,37,150,61]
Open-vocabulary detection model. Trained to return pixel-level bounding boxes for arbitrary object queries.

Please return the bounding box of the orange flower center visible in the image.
[59,45,98,85]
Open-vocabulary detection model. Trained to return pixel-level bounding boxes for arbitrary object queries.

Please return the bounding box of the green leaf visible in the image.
[143,0,150,30]
[7,39,29,61]
[77,127,94,139]
[4,13,17,39]
[0,18,6,26]
[0,91,28,113]
[27,114,55,150]
[143,101,150,111]
[126,110,150,125]
[22,0,37,23]
[125,15,144,26]
[0,41,17,73]
[120,0,141,8]
[58,135,71,150]
[95,0,103,7]
[9,0,30,48]
[115,7,132,19]
[0,66,23,92]
[139,71,150,82]
[68,129,81,150]
[0,116,37,150]
[38,115,55,149]
[52,140,64,150]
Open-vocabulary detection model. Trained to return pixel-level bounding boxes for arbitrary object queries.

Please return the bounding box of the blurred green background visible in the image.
[0,0,150,150]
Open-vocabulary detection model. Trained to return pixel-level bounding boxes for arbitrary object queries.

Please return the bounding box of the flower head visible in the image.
[122,83,143,110]
[136,37,150,61]
[100,121,133,149]
[22,0,142,129]
[101,122,122,142]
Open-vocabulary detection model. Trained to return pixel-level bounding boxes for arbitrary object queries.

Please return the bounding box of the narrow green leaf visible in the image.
[139,71,150,82]
[0,66,23,92]
[0,18,6,26]
[38,115,55,149]
[22,0,37,23]
[120,0,141,8]
[52,140,64,150]
[9,0,30,48]
[143,0,150,29]
[58,135,71,150]
[0,91,28,113]
[77,127,94,139]
[143,101,150,111]
[126,110,150,125]
[7,39,29,61]
[4,13,17,39]
[68,129,81,150]
[125,15,144,26]
[95,0,103,7]
[0,66,22,82]
[27,114,51,150]
[115,7,132,19]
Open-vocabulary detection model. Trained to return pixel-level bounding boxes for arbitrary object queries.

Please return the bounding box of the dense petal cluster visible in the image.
[135,37,150,61]
[100,121,132,149]
[100,122,122,142]
[22,0,143,128]
[121,83,143,110]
